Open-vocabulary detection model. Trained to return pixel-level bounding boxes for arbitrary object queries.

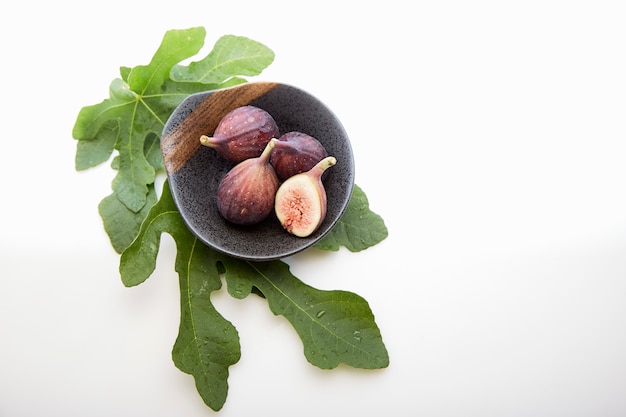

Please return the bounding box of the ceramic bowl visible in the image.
[161,82,355,261]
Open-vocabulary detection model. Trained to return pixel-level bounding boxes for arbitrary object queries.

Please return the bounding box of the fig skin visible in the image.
[200,105,280,163]
[274,156,337,237]
[216,139,279,225]
[270,131,328,181]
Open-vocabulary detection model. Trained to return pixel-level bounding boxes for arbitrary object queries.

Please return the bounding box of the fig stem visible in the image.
[199,135,216,148]
[271,139,290,149]
[259,138,278,161]
[312,156,337,175]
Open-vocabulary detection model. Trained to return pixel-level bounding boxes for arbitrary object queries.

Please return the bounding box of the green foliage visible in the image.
[223,258,389,369]
[315,184,389,252]
[121,182,388,410]
[170,34,275,83]
[120,183,240,410]
[73,27,273,245]
[98,185,158,254]
[73,27,389,412]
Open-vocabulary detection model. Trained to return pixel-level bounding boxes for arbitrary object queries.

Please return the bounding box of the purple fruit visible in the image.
[216,139,279,225]
[200,105,280,163]
[270,131,328,181]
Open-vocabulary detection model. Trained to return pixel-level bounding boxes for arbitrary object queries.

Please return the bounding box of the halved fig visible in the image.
[274,156,337,237]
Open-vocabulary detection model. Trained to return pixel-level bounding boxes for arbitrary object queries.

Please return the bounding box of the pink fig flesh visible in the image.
[216,139,279,225]
[274,156,337,237]
[200,105,280,163]
[270,131,328,181]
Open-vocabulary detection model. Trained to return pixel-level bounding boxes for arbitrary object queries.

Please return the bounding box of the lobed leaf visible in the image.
[120,180,388,407]
[315,184,389,252]
[75,119,119,171]
[222,259,389,370]
[143,132,164,172]
[119,181,183,287]
[170,218,240,412]
[76,26,389,412]
[113,28,207,212]
[126,27,206,96]
[120,181,240,411]
[76,28,278,248]
[170,34,275,84]
[73,79,135,170]
[73,28,206,213]
[98,184,157,254]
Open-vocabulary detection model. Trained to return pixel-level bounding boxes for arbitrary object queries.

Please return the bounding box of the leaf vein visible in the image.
[248,263,376,358]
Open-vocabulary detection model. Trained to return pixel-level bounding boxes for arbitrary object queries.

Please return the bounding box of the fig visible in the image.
[216,139,279,225]
[274,156,337,237]
[270,131,328,181]
[200,105,280,162]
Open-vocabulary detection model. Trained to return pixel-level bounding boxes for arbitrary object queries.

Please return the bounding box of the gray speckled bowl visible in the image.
[161,82,354,261]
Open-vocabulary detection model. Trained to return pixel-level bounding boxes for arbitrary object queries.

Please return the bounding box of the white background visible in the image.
[1,1,626,416]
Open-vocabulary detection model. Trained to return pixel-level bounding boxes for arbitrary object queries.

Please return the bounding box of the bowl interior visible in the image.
[161,82,355,261]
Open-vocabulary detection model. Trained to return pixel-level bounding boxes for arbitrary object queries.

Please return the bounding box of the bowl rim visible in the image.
[161,81,355,261]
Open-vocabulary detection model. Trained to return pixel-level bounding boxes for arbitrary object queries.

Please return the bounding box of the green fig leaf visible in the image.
[74,28,275,247]
[315,184,389,252]
[222,258,389,370]
[170,34,275,84]
[120,181,240,411]
[75,27,389,413]
[98,184,158,254]
[75,119,120,171]
[143,132,164,172]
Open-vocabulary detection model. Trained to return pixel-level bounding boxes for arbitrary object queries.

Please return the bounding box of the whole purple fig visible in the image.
[270,131,328,181]
[216,139,279,225]
[200,105,280,163]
